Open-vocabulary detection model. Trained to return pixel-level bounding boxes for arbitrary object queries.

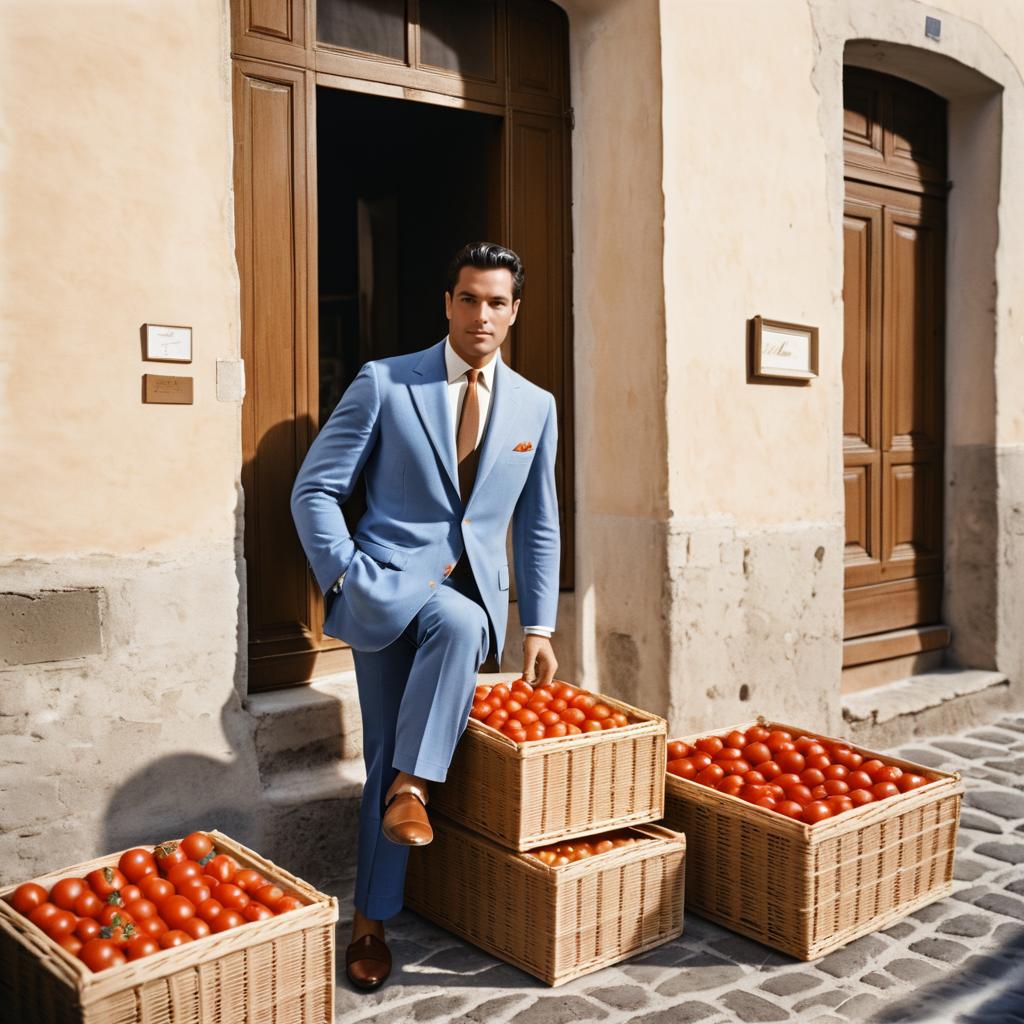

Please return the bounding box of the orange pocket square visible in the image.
[513,441,534,452]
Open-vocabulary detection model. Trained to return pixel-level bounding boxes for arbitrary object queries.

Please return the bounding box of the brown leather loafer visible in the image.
[346,932,392,990]
[381,788,433,846]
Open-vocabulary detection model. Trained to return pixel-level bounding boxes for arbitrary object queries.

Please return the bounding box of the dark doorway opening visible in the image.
[316,88,503,425]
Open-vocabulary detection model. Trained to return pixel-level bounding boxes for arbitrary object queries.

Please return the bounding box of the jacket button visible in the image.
[463,518,471,524]
[428,580,436,588]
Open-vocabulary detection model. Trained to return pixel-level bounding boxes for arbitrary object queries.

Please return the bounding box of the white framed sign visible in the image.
[143,324,192,364]
[751,316,818,382]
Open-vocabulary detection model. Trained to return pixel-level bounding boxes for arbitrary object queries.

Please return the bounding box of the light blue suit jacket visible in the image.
[290,338,561,659]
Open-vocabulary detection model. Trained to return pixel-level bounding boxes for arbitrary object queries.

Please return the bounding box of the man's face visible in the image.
[444,266,520,366]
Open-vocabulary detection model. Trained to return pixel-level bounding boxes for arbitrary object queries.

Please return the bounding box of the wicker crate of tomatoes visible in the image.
[0,829,338,1024]
[432,676,667,851]
[661,717,963,960]
[405,811,686,985]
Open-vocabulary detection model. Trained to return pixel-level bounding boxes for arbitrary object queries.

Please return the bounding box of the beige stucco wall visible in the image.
[0,0,254,883]
[0,1,241,559]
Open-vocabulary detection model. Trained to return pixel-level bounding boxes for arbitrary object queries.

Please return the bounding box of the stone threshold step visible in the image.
[260,756,366,808]
[842,667,1019,750]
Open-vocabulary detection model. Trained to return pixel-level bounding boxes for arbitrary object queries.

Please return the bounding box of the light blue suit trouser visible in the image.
[351,567,491,920]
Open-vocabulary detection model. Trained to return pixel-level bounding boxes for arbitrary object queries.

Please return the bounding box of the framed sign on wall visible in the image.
[750,316,818,383]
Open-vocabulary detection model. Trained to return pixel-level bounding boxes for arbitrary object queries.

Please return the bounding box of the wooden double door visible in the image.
[842,69,948,652]
[231,0,575,691]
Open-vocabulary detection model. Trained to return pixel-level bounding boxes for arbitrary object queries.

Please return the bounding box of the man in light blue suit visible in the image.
[290,242,561,990]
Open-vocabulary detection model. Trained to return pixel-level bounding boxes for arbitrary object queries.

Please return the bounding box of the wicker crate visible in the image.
[405,811,686,985]
[662,718,964,960]
[0,830,338,1024]
[432,691,667,851]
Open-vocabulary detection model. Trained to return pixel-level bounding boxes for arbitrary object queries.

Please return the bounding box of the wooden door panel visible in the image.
[842,69,946,644]
[508,108,574,592]
[231,0,307,65]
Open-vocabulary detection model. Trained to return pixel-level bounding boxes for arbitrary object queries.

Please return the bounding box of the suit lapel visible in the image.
[409,340,460,496]
[467,350,521,510]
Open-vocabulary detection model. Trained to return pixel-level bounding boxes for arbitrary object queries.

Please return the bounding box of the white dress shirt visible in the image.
[332,336,554,639]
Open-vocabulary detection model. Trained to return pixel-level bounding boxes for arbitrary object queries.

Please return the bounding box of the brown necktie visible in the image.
[456,368,481,502]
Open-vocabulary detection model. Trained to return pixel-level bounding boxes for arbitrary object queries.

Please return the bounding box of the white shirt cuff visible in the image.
[523,626,553,637]
[332,573,346,593]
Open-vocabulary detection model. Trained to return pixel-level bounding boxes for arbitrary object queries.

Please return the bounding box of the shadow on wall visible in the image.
[99,482,263,868]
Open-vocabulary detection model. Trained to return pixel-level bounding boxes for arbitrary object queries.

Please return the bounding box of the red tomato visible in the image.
[75,917,101,942]
[667,740,690,760]
[560,708,586,726]
[474,684,490,701]
[177,881,211,907]
[43,909,77,939]
[695,736,724,755]
[774,773,802,790]
[823,780,850,796]
[720,758,751,777]
[469,702,490,720]
[874,765,903,784]
[777,751,806,774]
[524,722,547,741]
[120,885,142,905]
[784,784,814,805]
[775,800,804,820]
[695,765,726,787]
[861,759,886,779]
[581,720,603,733]
[810,785,829,800]
[755,796,777,811]
[767,729,793,746]
[118,849,158,883]
[872,781,899,800]
[548,698,568,713]
[847,770,873,791]
[504,700,523,714]
[137,916,168,938]
[87,867,126,899]
[153,842,187,875]
[800,741,827,758]
[746,725,771,743]
[725,730,748,750]
[58,934,83,956]
[513,708,539,725]
[211,909,245,933]
[740,784,772,803]
[667,758,697,780]
[166,861,204,890]
[275,896,303,913]
[125,935,161,961]
[99,905,134,928]
[205,855,240,885]
[544,722,569,738]
[799,768,826,787]
[745,771,767,786]
[139,876,175,902]
[124,897,158,920]
[214,884,250,911]
[588,704,613,721]
[610,712,629,728]
[182,916,212,939]
[824,764,849,781]
[554,683,578,702]
[848,788,875,807]
[805,753,832,772]
[11,882,49,916]
[717,775,745,796]
[801,801,834,824]
[78,938,126,972]
[159,930,193,948]
[230,869,266,895]
[484,710,509,729]
[243,902,274,923]
[490,684,510,704]
[48,878,85,912]
[28,903,61,931]
[158,895,195,928]
[569,693,594,710]
[689,752,713,771]
[742,742,772,765]
[897,773,929,792]
[827,796,854,815]
[196,898,224,923]
[714,747,742,761]
[567,724,583,735]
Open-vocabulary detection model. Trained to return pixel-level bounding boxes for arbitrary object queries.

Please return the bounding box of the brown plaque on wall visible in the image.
[143,374,193,405]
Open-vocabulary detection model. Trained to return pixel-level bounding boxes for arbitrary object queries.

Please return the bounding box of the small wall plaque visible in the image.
[750,316,819,383]
[143,374,193,405]
[143,324,192,363]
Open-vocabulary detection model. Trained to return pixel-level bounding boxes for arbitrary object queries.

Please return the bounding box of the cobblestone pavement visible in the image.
[330,713,1024,1024]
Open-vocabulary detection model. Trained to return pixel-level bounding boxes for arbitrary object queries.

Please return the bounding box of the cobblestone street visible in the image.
[331,713,1024,1024]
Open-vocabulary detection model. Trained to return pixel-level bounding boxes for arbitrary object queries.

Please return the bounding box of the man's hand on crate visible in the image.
[522,634,557,687]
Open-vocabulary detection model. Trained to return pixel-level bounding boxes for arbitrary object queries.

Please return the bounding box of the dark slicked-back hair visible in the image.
[446,242,525,299]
